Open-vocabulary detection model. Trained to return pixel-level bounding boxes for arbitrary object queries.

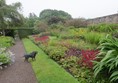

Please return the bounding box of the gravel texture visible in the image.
[0,41,38,83]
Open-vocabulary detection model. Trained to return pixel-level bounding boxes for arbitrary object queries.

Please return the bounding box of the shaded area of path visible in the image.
[0,41,38,83]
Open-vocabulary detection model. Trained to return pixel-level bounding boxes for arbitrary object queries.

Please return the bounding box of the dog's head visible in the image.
[34,51,38,55]
[31,51,38,56]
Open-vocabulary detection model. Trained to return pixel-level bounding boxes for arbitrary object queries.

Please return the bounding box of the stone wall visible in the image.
[87,13,118,25]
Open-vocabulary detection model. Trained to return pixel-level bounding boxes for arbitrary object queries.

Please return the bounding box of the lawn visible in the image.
[23,38,79,83]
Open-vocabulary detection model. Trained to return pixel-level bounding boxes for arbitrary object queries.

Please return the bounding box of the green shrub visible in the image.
[93,35,118,82]
[59,32,74,39]
[58,39,79,49]
[59,28,88,39]
[77,40,97,50]
[0,53,10,65]
[88,23,118,32]
[49,46,67,61]
[75,28,88,39]
[49,29,60,37]
[34,21,48,34]
[40,45,67,61]
[60,56,78,68]
[48,39,59,46]
[0,36,14,47]
[83,31,106,45]
[41,44,68,61]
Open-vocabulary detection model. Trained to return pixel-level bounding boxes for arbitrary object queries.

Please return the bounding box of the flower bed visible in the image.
[29,35,49,44]
[29,35,100,82]
[0,48,15,69]
[0,36,15,69]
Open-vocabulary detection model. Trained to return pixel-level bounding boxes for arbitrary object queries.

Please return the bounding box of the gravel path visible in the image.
[0,41,38,83]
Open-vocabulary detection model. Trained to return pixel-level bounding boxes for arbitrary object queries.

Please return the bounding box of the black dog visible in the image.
[24,51,38,61]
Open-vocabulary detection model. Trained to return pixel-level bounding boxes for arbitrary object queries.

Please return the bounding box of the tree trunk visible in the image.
[2,29,5,36]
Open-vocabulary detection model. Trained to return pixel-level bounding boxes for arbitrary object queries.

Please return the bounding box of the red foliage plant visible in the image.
[79,50,99,68]
[34,36,49,42]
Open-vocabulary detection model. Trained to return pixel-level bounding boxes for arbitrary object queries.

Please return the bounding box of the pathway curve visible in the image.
[0,41,38,83]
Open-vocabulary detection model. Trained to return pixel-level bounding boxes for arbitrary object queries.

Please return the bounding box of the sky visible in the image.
[6,0,118,19]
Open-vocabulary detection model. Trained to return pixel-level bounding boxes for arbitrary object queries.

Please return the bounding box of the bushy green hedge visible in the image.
[0,36,14,47]
[41,45,67,61]
[18,29,33,38]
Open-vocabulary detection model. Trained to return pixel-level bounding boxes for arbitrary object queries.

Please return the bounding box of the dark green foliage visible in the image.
[34,21,48,34]
[5,29,15,38]
[0,0,24,35]
[112,30,118,38]
[39,9,72,25]
[48,16,64,25]
[25,13,38,27]
[18,29,33,38]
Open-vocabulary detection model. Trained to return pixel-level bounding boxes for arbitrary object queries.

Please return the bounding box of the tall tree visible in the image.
[25,13,38,27]
[0,0,24,35]
[39,9,72,25]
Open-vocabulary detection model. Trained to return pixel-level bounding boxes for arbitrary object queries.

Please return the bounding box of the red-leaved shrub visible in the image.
[80,50,99,68]
[34,36,49,43]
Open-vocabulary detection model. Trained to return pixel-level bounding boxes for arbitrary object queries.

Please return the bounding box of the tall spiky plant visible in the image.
[93,35,118,82]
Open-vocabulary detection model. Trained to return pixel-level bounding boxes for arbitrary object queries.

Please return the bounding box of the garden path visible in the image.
[0,41,38,83]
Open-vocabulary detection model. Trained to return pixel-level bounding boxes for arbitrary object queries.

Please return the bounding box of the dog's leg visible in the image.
[24,57,29,62]
[0,66,3,69]
[32,57,34,61]
[34,57,36,60]
[32,57,36,61]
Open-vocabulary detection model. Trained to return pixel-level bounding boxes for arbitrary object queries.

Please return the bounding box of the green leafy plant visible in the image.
[83,31,105,45]
[49,46,67,61]
[60,56,95,83]
[88,23,118,33]
[0,53,10,65]
[60,56,78,68]
[93,35,118,82]
[0,36,14,47]
[77,40,97,50]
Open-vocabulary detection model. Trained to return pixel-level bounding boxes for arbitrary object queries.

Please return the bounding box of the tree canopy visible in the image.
[0,0,24,35]
[39,9,72,25]
[24,13,38,27]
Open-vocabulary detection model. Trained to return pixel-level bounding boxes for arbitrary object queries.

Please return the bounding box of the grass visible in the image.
[22,38,79,83]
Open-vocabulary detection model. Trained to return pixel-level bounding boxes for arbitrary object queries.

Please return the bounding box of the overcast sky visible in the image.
[6,0,118,19]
